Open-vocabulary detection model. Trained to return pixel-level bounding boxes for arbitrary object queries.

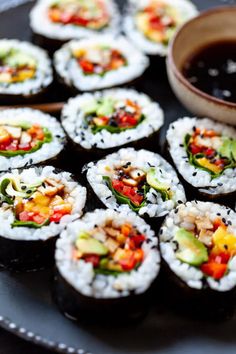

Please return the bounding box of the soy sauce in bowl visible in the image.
[182,41,236,103]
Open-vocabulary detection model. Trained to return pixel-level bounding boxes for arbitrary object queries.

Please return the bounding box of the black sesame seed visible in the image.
[29,159,33,164]
[222,218,226,224]
[217,213,221,216]
[26,190,32,194]
[21,186,27,190]
[228,220,232,225]
[227,210,230,215]
[177,200,183,204]
[179,144,184,147]
[147,162,155,167]
[224,244,228,250]
[192,172,197,176]
[106,196,111,200]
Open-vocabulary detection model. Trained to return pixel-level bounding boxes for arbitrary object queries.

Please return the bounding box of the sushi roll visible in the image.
[0,39,52,103]
[123,0,198,56]
[61,89,164,166]
[159,201,236,317]
[85,148,186,225]
[166,117,236,205]
[30,0,120,52]
[0,165,86,270]
[54,209,160,321]
[0,108,66,171]
[54,36,149,92]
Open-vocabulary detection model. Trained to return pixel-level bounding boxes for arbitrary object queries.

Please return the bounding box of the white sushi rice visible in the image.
[61,88,164,150]
[56,209,160,298]
[123,0,198,56]
[167,117,236,196]
[30,0,120,41]
[86,148,186,217]
[160,201,236,291]
[0,108,65,171]
[0,39,52,95]
[0,165,86,241]
[54,36,149,91]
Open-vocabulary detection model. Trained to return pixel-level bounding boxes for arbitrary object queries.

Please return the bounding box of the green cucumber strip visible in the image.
[0,178,10,196]
[0,178,13,205]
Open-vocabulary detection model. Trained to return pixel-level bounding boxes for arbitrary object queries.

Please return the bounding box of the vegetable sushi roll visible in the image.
[54,209,160,321]
[0,39,52,103]
[159,201,236,317]
[0,108,66,171]
[0,166,86,270]
[61,89,164,165]
[54,36,149,91]
[85,148,186,222]
[124,0,198,56]
[166,117,236,204]
[30,0,120,52]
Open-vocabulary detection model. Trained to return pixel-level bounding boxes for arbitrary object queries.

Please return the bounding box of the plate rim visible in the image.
[0,313,90,354]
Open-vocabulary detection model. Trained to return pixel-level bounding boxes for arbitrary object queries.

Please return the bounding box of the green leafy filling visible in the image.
[184,134,236,179]
[90,114,145,134]
[11,219,50,228]
[103,176,148,213]
[0,127,52,157]
[0,177,49,229]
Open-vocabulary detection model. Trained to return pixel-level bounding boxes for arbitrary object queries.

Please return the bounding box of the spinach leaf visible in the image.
[0,127,52,157]
[11,218,50,229]
[90,114,145,135]
[103,176,147,213]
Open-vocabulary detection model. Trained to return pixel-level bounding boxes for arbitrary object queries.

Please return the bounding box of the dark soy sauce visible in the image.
[182,41,236,103]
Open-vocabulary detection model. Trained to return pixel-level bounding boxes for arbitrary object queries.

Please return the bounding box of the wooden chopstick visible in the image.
[0,101,65,114]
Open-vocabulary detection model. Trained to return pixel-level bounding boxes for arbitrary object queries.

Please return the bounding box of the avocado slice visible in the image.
[76,236,109,256]
[146,168,171,200]
[231,140,236,161]
[6,51,36,68]
[174,228,208,266]
[219,138,232,159]
[82,100,99,115]
[0,177,41,199]
[96,97,114,117]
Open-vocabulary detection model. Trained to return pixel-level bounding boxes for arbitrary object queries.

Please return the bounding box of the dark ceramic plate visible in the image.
[0,0,236,353]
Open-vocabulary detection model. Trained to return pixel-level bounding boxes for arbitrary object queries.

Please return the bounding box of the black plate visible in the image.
[1,0,236,353]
